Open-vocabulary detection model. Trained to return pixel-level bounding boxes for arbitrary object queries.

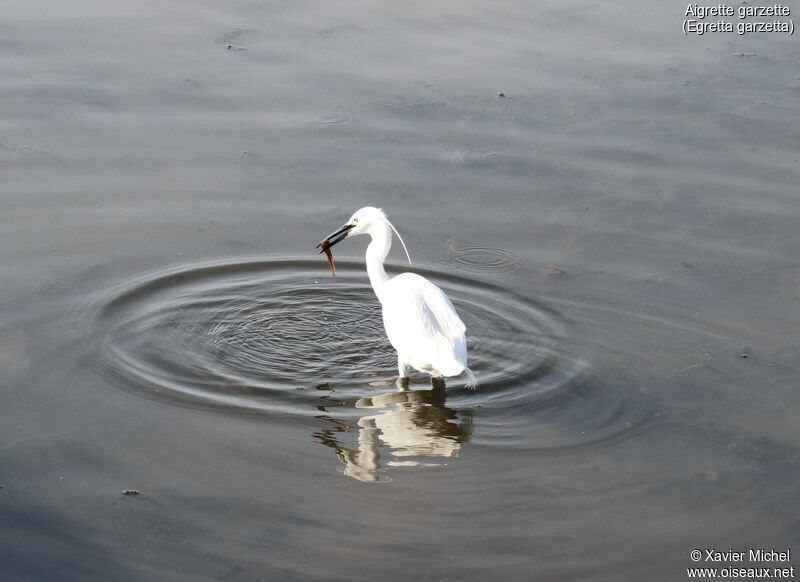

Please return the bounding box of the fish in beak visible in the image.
[316,223,354,278]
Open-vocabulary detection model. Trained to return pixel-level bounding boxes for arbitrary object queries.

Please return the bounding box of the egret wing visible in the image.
[416,277,466,341]
[382,274,466,375]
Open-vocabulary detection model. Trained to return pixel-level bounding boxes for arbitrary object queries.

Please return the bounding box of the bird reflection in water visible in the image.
[313,379,473,482]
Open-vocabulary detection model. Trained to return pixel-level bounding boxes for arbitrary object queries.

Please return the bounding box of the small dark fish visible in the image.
[320,239,336,278]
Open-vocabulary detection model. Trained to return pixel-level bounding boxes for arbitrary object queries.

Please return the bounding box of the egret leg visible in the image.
[464,367,478,390]
[397,356,410,380]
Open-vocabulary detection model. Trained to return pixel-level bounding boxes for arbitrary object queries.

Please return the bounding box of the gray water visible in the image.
[2,1,799,581]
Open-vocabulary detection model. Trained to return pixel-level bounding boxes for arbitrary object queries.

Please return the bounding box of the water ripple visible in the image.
[444,239,522,274]
[92,258,655,476]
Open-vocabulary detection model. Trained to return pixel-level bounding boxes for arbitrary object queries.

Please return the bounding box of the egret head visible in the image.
[345,206,388,237]
[316,207,412,265]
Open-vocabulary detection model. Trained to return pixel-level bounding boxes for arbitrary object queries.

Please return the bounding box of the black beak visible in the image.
[316,223,354,252]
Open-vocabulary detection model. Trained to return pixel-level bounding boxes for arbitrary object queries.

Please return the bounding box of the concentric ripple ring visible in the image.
[92,258,654,450]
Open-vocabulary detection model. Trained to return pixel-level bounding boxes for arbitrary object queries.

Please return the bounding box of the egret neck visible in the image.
[365,223,392,302]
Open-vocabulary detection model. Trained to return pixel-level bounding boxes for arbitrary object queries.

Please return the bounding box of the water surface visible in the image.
[2,1,799,581]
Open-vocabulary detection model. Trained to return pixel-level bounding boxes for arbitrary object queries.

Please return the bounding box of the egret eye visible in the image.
[353,218,358,224]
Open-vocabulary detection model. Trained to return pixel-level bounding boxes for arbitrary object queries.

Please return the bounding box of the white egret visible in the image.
[317,207,477,388]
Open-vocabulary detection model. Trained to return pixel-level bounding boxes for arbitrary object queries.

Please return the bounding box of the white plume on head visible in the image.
[380,208,413,267]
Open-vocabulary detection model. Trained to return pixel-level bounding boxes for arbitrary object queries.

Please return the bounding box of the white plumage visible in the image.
[318,207,477,388]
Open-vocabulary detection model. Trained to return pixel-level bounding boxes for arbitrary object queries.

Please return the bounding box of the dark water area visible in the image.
[2,1,799,580]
